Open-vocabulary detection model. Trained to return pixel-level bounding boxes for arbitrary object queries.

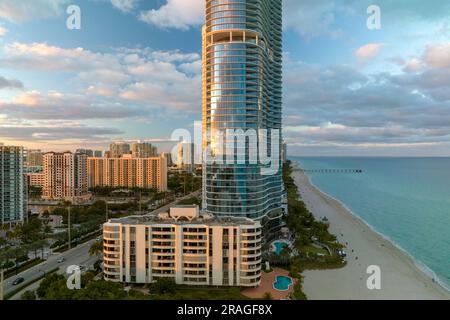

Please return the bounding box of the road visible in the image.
[3,238,98,297]
[3,190,201,299]
[145,190,201,217]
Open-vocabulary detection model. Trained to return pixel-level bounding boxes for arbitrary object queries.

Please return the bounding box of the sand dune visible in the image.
[292,166,449,300]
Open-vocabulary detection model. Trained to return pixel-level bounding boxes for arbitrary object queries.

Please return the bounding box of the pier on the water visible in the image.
[294,168,363,174]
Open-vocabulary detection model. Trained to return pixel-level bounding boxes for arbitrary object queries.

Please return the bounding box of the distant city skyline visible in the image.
[0,1,449,156]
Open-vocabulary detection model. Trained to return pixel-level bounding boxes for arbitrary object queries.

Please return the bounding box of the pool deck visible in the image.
[241,268,296,300]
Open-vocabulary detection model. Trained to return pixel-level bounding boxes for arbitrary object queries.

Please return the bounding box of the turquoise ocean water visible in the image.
[291,157,450,291]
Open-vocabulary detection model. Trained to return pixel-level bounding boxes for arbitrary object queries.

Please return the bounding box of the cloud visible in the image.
[424,42,450,68]
[0,0,68,23]
[283,43,450,155]
[110,0,139,13]
[0,26,7,36]
[355,43,385,60]
[0,42,201,112]
[139,0,204,30]
[0,76,23,90]
[0,91,146,120]
[0,124,122,141]
[283,0,342,39]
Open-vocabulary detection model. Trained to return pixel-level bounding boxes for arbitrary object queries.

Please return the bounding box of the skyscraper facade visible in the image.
[87,155,167,192]
[109,142,131,158]
[177,142,195,172]
[0,146,27,224]
[131,142,158,158]
[202,0,284,220]
[42,152,89,202]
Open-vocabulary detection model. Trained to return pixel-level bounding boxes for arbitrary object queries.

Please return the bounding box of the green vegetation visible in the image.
[177,196,202,206]
[271,160,347,300]
[168,172,201,194]
[89,186,158,198]
[4,267,59,300]
[89,241,103,257]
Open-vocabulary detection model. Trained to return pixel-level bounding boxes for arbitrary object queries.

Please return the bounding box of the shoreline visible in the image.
[291,161,450,300]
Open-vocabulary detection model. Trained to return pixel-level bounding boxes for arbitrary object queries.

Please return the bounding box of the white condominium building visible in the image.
[103,206,262,287]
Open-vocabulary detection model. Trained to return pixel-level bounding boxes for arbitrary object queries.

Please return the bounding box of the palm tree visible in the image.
[89,241,103,257]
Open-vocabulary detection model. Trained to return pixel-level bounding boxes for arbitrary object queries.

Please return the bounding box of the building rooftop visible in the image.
[107,206,259,227]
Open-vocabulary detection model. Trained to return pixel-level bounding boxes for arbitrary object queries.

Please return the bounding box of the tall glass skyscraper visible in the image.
[202,0,284,221]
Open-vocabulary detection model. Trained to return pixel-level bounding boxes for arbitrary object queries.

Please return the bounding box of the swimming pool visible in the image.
[272,241,288,254]
[273,275,293,291]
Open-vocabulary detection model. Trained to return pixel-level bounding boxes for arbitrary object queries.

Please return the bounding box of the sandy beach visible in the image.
[292,163,450,300]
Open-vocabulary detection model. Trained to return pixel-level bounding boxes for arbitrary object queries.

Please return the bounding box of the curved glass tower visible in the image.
[202,0,283,220]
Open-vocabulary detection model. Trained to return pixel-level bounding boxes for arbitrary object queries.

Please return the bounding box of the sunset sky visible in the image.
[0,0,449,156]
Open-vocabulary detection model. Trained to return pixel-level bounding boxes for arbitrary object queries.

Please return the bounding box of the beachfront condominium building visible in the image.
[109,142,131,158]
[103,206,262,287]
[42,152,89,202]
[87,155,167,192]
[202,0,284,220]
[0,146,27,225]
[177,142,195,172]
[131,142,158,158]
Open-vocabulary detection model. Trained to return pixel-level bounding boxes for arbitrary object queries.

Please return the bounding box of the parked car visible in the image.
[12,277,25,286]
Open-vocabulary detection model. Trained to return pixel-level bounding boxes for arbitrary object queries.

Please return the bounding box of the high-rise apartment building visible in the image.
[25,172,45,188]
[161,152,173,167]
[202,0,284,220]
[26,149,43,167]
[109,143,131,158]
[131,142,158,158]
[177,142,195,172]
[103,206,262,287]
[42,152,89,202]
[87,155,167,192]
[0,146,27,224]
[76,149,102,158]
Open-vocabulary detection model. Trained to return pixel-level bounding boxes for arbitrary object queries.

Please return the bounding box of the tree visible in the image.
[21,290,37,300]
[149,278,177,295]
[89,241,103,257]
[263,292,273,300]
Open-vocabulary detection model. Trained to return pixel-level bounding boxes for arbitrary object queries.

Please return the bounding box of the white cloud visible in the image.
[0,0,68,23]
[0,26,7,36]
[139,0,204,30]
[0,42,202,113]
[355,43,385,60]
[424,42,450,68]
[110,0,139,13]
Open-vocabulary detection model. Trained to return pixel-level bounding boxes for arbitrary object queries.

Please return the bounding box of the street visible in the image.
[3,189,201,299]
[4,238,98,297]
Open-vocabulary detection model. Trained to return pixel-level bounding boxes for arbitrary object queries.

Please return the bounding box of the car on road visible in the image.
[57,257,66,263]
[12,277,25,286]
[79,265,87,271]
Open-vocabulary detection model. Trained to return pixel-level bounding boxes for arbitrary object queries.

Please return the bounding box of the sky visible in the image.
[0,0,449,156]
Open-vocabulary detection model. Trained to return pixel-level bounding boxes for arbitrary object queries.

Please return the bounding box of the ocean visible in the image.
[291,157,450,291]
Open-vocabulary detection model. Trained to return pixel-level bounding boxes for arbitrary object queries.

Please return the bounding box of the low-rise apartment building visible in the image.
[103,206,262,287]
